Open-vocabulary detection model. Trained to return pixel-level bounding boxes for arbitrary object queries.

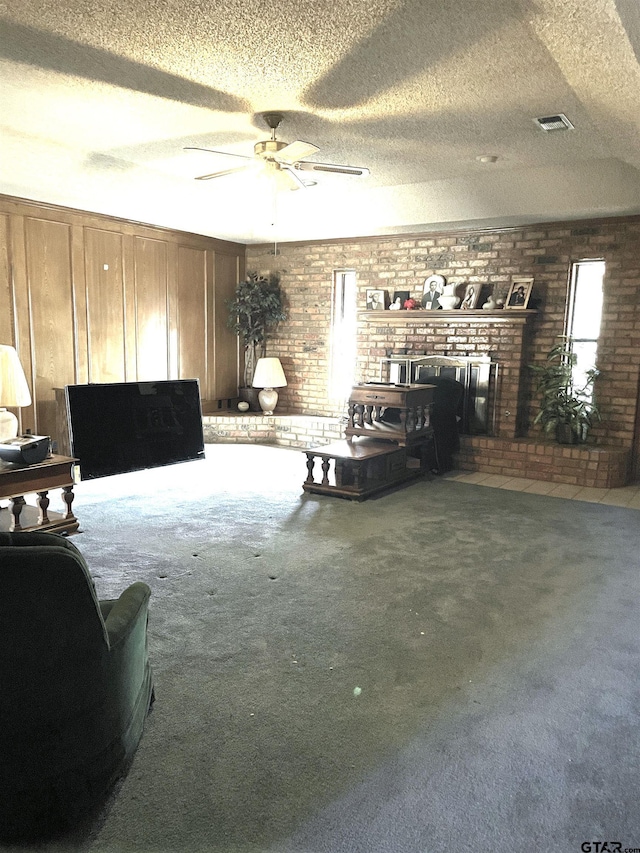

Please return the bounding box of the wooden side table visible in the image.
[0,455,80,534]
[345,383,435,446]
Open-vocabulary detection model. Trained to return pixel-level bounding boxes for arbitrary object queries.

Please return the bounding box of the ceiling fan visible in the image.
[185,112,370,190]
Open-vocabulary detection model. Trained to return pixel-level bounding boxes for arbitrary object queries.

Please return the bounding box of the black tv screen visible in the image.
[66,380,205,479]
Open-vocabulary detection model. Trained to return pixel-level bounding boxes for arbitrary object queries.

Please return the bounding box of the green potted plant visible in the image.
[529,340,601,444]
[227,272,287,409]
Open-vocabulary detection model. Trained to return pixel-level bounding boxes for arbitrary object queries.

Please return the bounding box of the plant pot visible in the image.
[556,422,590,444]
[238,387,261,412]
[555,423,577,444]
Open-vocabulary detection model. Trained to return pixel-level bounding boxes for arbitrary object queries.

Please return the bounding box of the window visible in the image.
[566,259,605,396]
[329,270,357,401]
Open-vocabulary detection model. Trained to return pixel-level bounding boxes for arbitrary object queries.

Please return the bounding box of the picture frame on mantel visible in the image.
[505,277,533,309]
[392,290,410,309]
[460,284,480,310]
[366,288,388,310]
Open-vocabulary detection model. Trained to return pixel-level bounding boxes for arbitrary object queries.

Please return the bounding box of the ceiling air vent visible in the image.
[535,114,574,132]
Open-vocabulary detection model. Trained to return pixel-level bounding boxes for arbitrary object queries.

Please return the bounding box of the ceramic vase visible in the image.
[439,282,460,309]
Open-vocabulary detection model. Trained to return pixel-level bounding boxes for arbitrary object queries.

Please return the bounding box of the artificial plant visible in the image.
[227,272,287,388]
[529,340,601,444]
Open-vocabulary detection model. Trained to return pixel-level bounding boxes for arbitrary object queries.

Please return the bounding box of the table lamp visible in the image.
[0,345,32,441]
[252,357,287,415]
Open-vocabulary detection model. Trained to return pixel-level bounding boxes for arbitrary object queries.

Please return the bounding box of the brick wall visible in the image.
[202,413,341,448]
[247,216,640,476]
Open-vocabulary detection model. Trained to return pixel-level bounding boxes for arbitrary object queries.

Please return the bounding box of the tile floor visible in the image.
[441,470,640,510]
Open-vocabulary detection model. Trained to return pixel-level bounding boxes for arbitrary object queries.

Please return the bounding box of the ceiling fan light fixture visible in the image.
[534,113,574,132]
[254,139,289,157]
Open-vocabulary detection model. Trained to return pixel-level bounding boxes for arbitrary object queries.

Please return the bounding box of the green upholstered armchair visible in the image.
[0,531,154,840]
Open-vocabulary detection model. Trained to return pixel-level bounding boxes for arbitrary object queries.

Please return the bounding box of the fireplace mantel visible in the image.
[359,309,536,324]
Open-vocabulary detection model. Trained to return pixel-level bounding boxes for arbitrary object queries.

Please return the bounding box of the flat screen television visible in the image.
[66,379,205,480]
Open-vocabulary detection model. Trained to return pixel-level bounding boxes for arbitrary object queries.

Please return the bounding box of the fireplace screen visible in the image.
[380,354,496,434]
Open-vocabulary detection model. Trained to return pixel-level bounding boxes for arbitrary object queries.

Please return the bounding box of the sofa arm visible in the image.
[0,530,83,553]
[103,582,151,649]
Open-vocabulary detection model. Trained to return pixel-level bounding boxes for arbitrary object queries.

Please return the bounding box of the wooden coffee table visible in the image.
[0,454,80,534]
[303,438,426,500]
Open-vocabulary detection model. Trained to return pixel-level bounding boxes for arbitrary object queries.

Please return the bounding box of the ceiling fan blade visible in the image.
[293,161,370,177]
[276,140,321,163]
[194,164,252,181]
[184,146,253,162]
[279,164,309,191]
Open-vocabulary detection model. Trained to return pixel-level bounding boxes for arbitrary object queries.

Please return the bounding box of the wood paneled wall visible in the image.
[0,195,245,448]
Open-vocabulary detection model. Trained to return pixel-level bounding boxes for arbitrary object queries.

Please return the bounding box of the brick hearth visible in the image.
[203,412,630,488]
[455,436,630,489]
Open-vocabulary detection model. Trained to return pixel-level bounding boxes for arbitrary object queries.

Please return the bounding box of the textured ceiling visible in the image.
[1,0,640,243]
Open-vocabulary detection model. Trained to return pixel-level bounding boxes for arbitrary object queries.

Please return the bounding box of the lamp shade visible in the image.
[252,357,287,389]
[0,345,31,407]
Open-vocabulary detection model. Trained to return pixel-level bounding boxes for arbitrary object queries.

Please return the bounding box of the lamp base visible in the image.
[0,408,18,442]
[257,387,279,415]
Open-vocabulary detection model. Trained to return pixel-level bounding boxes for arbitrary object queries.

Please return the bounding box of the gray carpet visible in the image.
[10,444,640,853]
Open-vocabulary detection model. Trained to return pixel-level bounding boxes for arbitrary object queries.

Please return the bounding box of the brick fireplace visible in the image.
[358,309,630,488]
[381,353,494,434]
[358,308,534,439]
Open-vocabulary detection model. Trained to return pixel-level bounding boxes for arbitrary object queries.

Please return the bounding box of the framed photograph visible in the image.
[459,283,480,310]
[391,290,410,310]
[505,277,533,309]
[422,274,446,309]
[366,288,387,310]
